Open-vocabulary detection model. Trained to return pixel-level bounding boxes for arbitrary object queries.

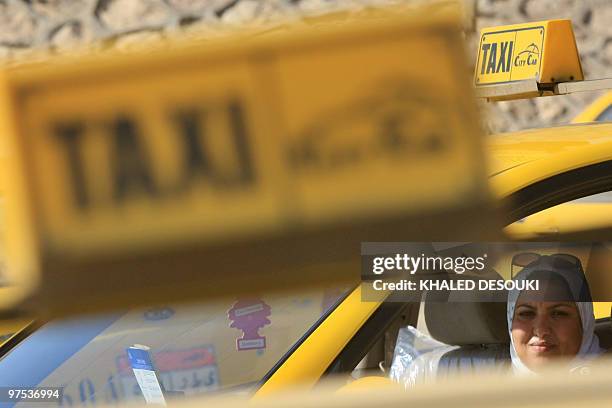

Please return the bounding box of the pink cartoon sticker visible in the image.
[228,299,271,351]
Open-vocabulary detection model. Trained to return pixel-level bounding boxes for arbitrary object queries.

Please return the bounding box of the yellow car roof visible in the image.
[488,122,612,174]
[487,122,612,197]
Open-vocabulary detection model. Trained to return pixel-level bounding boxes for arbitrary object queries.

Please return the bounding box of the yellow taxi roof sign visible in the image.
[0,7,498,317]
[474,20,584,101]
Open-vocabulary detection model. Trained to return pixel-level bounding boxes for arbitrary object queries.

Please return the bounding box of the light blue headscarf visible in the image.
[507,257,604,374]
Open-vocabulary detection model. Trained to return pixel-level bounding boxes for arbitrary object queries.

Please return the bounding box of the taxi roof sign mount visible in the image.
[472,19,611,101]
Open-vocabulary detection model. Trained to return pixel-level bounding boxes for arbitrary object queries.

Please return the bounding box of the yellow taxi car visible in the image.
[471,18,612,241]
[0,13,611,408]
[0,120,610,406]
[511,91,612,236]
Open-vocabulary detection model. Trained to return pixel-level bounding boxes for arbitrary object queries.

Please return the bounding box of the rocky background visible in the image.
[0,0,609,133]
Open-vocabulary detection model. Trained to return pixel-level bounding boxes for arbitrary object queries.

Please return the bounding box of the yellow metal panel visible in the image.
[486,123,612,195]
[276,31,482,224]
[505,203,612,239]
[475,30,519,85]
[254,286,385,396]
[20,62,282,256]
[539,20,583,84]
[0,8,492,316]
[593,302,612,319]
[335,376,399,393]
[0,316,31,346]
[475,20,583,87]
[490,140,612,198]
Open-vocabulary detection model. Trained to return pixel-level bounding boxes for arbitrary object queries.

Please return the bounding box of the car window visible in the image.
[596,105,612,122]
[573,191,612,202]
[0,287,348,407]
[507,190,612,236]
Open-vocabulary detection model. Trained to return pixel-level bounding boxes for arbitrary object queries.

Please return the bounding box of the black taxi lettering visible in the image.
[54,123,89,208]
[173,101,254,189]
[112,117,159,203]
[480,41,514,75]
[53,100,255,210]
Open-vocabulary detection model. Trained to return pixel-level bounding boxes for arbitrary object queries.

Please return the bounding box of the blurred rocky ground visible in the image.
[0,0,609,133]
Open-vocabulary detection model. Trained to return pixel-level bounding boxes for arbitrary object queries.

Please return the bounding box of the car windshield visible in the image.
[596,104,612,121]
[0,286,348,407]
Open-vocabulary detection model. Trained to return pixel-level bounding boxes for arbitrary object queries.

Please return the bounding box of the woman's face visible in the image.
[511,301,582,371]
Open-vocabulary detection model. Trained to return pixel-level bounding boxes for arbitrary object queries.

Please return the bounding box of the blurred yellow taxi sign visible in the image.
[0,7,494,315]
[474,20,583,100]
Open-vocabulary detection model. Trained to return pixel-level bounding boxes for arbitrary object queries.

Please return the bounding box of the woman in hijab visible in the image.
[507,253,604,374]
